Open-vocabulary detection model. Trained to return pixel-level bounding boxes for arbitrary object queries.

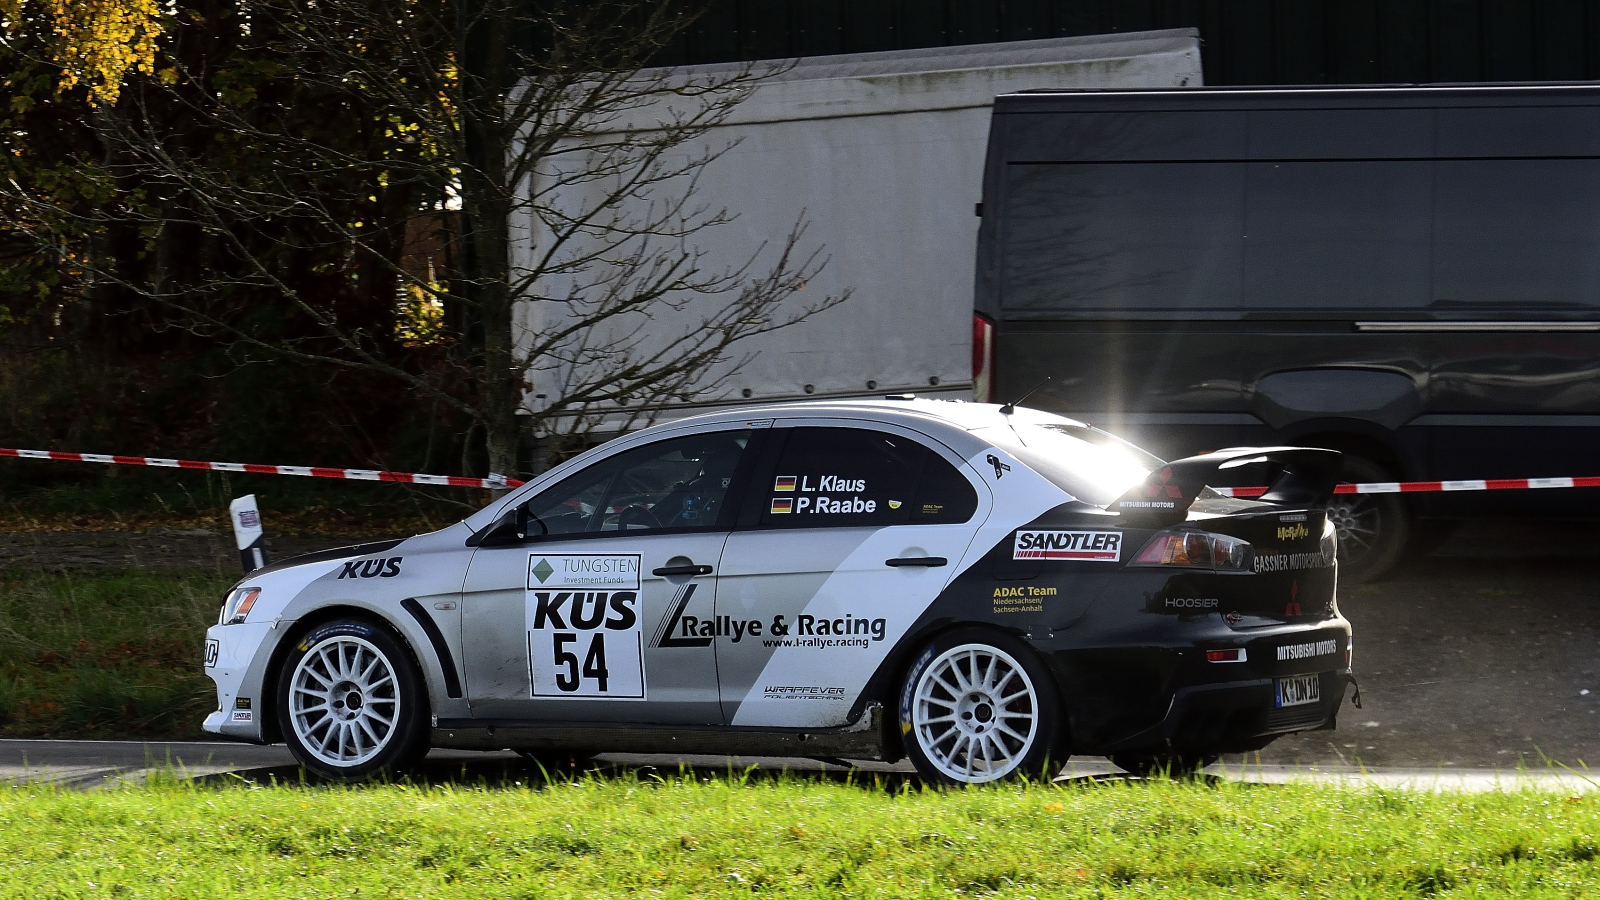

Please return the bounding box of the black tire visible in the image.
[897,628,1066,786]
[1326,455,1409,583]
[1108,751,1218,779]
[276,617,430,782]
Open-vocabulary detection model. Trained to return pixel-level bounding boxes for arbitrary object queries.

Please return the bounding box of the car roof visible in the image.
[655,397,1030,435]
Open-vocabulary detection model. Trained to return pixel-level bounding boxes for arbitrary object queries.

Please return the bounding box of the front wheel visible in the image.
[898,628,1065,785]
[276,618,429,782]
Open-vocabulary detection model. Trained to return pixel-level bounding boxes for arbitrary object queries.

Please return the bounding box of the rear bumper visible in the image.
[1103,668,1350,755]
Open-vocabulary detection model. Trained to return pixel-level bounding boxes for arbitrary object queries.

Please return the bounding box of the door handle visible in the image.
[652,564,713,577]
[885,557,947,568]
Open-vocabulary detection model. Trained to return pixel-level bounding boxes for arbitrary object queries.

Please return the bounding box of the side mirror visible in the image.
[474,504,546,546]
[514,504,547,540]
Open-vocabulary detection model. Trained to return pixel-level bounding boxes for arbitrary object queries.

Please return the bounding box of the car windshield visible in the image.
[983,417,1160,507]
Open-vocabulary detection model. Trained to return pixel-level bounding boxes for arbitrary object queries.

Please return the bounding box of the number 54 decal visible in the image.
[525,553,646,700]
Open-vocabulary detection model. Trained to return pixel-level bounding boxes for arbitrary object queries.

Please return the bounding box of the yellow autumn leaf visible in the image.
[0,0,165,105]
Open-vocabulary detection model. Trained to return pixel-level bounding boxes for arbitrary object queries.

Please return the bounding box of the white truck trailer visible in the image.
[515,29,1202,427]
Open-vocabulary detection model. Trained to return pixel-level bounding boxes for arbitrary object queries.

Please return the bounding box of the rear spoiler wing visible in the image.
[1110,447,1343,527]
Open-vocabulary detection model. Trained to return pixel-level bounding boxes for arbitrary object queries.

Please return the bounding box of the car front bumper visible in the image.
[202,622,275,743]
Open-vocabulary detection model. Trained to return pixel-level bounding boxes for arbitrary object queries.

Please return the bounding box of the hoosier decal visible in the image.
[525,554,645,700]
[1013,530,1123,561]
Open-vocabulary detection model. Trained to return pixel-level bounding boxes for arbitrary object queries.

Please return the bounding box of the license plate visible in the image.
[204,639,219,668]
[1275,674,1320,708]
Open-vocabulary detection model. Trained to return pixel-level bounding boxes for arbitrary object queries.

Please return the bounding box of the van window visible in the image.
[1432,159,1600,310]
[1242,161,1431,310]
[1000,160,1434,313]
[1000,162,1243,312]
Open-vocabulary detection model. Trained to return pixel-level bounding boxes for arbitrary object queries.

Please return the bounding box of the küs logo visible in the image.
[338,557,402,579]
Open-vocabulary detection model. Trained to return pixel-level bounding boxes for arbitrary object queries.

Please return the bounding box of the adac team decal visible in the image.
[1013,530,1122,561]
[525,554,645,700]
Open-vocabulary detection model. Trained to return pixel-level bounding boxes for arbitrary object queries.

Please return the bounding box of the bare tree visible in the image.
[3,0,845,481]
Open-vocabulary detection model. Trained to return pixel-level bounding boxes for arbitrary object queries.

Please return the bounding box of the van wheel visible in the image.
[277,618,429,782]
[898,628,1065,786]
[1326,456,1408,582]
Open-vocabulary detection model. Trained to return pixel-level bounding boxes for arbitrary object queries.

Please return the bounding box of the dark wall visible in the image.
[663,0,1600,85]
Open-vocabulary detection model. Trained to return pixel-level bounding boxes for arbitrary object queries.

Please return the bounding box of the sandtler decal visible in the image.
[1013,530,1123,561]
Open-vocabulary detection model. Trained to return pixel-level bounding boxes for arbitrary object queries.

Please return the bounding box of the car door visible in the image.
[460,428,757,724]
[714,424,992,728]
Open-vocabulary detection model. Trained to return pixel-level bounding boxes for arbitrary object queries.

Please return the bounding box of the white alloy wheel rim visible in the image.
[289,635,400,767]
[912,643,1040,783]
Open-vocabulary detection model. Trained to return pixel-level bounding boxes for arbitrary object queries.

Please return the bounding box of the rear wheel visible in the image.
[1326,455,1408,582]
[277,618,429,782]
[898,628,1065,785]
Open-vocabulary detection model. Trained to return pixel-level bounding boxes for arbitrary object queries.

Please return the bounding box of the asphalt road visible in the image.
[1248,518,1600,770]
[5,739,1595,793]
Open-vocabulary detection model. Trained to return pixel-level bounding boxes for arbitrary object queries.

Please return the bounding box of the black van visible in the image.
[973,84,1600,579]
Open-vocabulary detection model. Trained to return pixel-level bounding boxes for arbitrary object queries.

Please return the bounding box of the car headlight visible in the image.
[1321,517,1338,566]
[1131,530,1254,571]
[219,587,262,625]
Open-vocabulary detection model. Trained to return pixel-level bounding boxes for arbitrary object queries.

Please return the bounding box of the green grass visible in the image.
[3,773,1600,897]
[0,570,232,738]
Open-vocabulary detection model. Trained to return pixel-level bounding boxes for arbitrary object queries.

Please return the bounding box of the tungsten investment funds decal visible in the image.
[1013,530,1123,561]
[525,553,645,699]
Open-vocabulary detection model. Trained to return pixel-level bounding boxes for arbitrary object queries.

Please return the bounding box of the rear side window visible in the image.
[760,428,978,528]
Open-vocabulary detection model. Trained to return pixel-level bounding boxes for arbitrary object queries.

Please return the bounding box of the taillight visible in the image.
[972,314,994,403]
[1206,648,1247,663]
[1132,530,1254,571]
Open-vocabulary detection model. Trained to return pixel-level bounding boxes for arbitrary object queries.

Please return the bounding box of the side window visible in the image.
[911,452,979,524]
[525,430,750,536]
[760,427,978,528]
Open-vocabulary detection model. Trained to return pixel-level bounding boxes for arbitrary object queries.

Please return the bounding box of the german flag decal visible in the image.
[770,498,794,514]
[773,475,796,492]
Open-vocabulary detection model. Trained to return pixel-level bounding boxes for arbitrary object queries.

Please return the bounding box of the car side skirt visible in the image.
[433,703,892,760]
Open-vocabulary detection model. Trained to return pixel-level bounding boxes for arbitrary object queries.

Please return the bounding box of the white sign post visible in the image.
[229,494,268,574]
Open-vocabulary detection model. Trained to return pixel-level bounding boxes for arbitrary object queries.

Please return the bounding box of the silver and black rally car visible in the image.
[203,399,1354,784]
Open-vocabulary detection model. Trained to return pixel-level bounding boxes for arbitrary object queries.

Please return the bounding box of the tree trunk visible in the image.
[462,0,519,484]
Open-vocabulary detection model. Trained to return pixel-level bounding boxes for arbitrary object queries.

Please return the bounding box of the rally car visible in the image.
[203,398,1354,784]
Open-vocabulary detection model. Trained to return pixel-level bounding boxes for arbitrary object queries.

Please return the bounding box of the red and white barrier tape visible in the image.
[0,448,526,490]
[4,445,1597,499]
[1213,476,1600,499]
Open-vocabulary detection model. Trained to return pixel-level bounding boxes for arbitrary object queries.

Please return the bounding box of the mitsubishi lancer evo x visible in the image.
[202,399,1355,784]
